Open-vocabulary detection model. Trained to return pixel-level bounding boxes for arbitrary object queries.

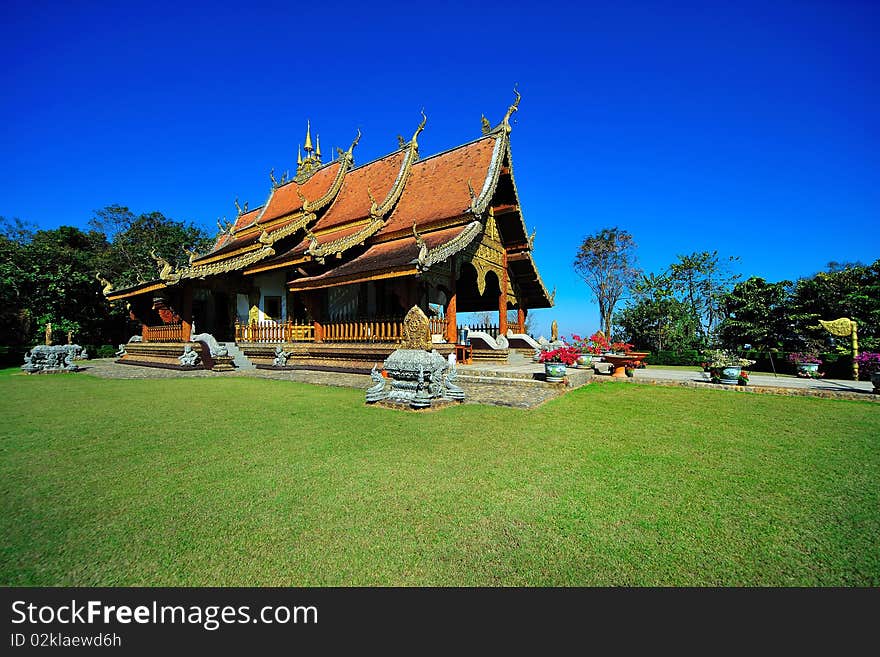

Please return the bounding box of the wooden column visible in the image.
[301,291,323,343]
[180,286,193,341]
[498,252,509,335]
[445,259,458,344]
[517,307,526,334]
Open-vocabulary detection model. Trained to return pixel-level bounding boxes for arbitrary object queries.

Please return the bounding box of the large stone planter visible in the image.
[544,362,567,383]
[796,363,820,377]
[718,365,742,385]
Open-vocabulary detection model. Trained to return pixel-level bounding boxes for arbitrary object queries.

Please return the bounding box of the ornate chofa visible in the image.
[400,305,432,351]
[150,250,181,284]
[95,272,114,295]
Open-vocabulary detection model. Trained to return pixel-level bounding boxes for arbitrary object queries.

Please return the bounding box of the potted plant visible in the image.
[855,352,880,392]
[787,352,823,378]
[568,334,594,368]
[737,370,750,386]
[611,341,634,355]
[539,346,580,382]
[704,349,756,385]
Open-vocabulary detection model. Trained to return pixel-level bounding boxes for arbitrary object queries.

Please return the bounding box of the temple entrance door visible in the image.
[212,292,233,341]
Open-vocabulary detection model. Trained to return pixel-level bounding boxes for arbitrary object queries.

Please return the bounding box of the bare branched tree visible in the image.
[573,227,641,341]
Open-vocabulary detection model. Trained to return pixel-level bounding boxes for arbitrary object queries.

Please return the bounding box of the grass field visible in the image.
[1,369,878,586]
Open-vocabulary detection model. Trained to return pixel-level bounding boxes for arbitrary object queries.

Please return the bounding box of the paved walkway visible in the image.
[71,359,878,406]
[617,366,878,401]
[76,359,563,409]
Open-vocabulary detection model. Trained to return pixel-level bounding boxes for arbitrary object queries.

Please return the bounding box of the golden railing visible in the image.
[322,319,403,343]
[429,317,448,336]
[235,320,314,343]
[143,323,183,342]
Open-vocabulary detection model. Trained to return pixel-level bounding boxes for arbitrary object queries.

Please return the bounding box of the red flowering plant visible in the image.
[538,346,580,366]
[737,370,750,385]
[611,341,634,354]
[583,331,611,355]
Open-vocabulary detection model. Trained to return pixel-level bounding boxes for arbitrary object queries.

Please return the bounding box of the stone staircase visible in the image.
[222,342,255,370]
[455,364,591,389]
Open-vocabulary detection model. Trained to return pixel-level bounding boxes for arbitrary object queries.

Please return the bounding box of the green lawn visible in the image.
[1,369,878,586]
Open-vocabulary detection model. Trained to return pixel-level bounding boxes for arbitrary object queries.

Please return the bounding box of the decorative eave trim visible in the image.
[189,242,264,267]
[307,217,385,264]
[414,220,483,272]
[106,281,168,301]
[287,264,418,291]
[243,254,311,276]
[468,131,508,217]
[177,246,276,280]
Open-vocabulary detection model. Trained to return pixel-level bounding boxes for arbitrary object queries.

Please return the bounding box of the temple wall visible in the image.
[253,272,287,322]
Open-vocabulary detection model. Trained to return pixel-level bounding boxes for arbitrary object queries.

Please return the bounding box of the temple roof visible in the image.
[376,135,498,239]
[104,94,554,309]
[288,224,473,291]
[257,161,341,225]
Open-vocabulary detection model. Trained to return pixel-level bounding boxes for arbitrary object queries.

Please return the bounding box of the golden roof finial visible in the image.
[346,128,362,156]
[304,120,313,152]
[411,109,427,147]
[315,134,321,159]
[297,145,302,165]
[502,85,521,131]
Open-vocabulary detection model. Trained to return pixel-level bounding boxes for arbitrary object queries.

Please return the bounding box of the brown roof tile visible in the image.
[377,136,497,237]
[258,161,341,224]
[288,224,470,289]
[310,151,405,232]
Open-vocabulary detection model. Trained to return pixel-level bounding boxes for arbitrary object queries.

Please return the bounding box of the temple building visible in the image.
[105,93,553,371]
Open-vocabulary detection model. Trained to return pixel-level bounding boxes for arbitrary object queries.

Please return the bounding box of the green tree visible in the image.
[789,260,880,352]
[717,277,792,351]
[614,272,700,351]
[90,205,213,288]
[0,220,119,345]
[669,251,740,346]
[573,227,640,341]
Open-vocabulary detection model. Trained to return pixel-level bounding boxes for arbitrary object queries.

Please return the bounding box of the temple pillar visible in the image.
[180,286,193,340]
[300,291,323,343]
[445,260,457,343]
[517,307,526,334]
[498,253,509,335]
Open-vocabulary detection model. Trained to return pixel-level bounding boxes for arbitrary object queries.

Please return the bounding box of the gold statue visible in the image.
[45,322,52,345]
[551,319,558,342]
[67,330,73,345]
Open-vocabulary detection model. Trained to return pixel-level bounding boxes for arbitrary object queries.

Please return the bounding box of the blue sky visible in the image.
[2,0,877,338]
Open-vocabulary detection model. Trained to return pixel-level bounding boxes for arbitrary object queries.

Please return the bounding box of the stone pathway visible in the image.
[77,359,566,409]
[72,359,879,406]
[608,367,878,402]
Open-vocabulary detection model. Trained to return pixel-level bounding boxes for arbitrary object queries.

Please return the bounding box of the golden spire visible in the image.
[297,145,302,165]
[315,134,321,159]
[304,120,313,152]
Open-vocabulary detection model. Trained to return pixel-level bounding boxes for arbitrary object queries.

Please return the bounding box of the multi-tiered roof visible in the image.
[106,94,552,310]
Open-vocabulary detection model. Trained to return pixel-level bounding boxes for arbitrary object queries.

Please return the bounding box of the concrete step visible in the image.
[222,342,255,370]
[456,374,560,388]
